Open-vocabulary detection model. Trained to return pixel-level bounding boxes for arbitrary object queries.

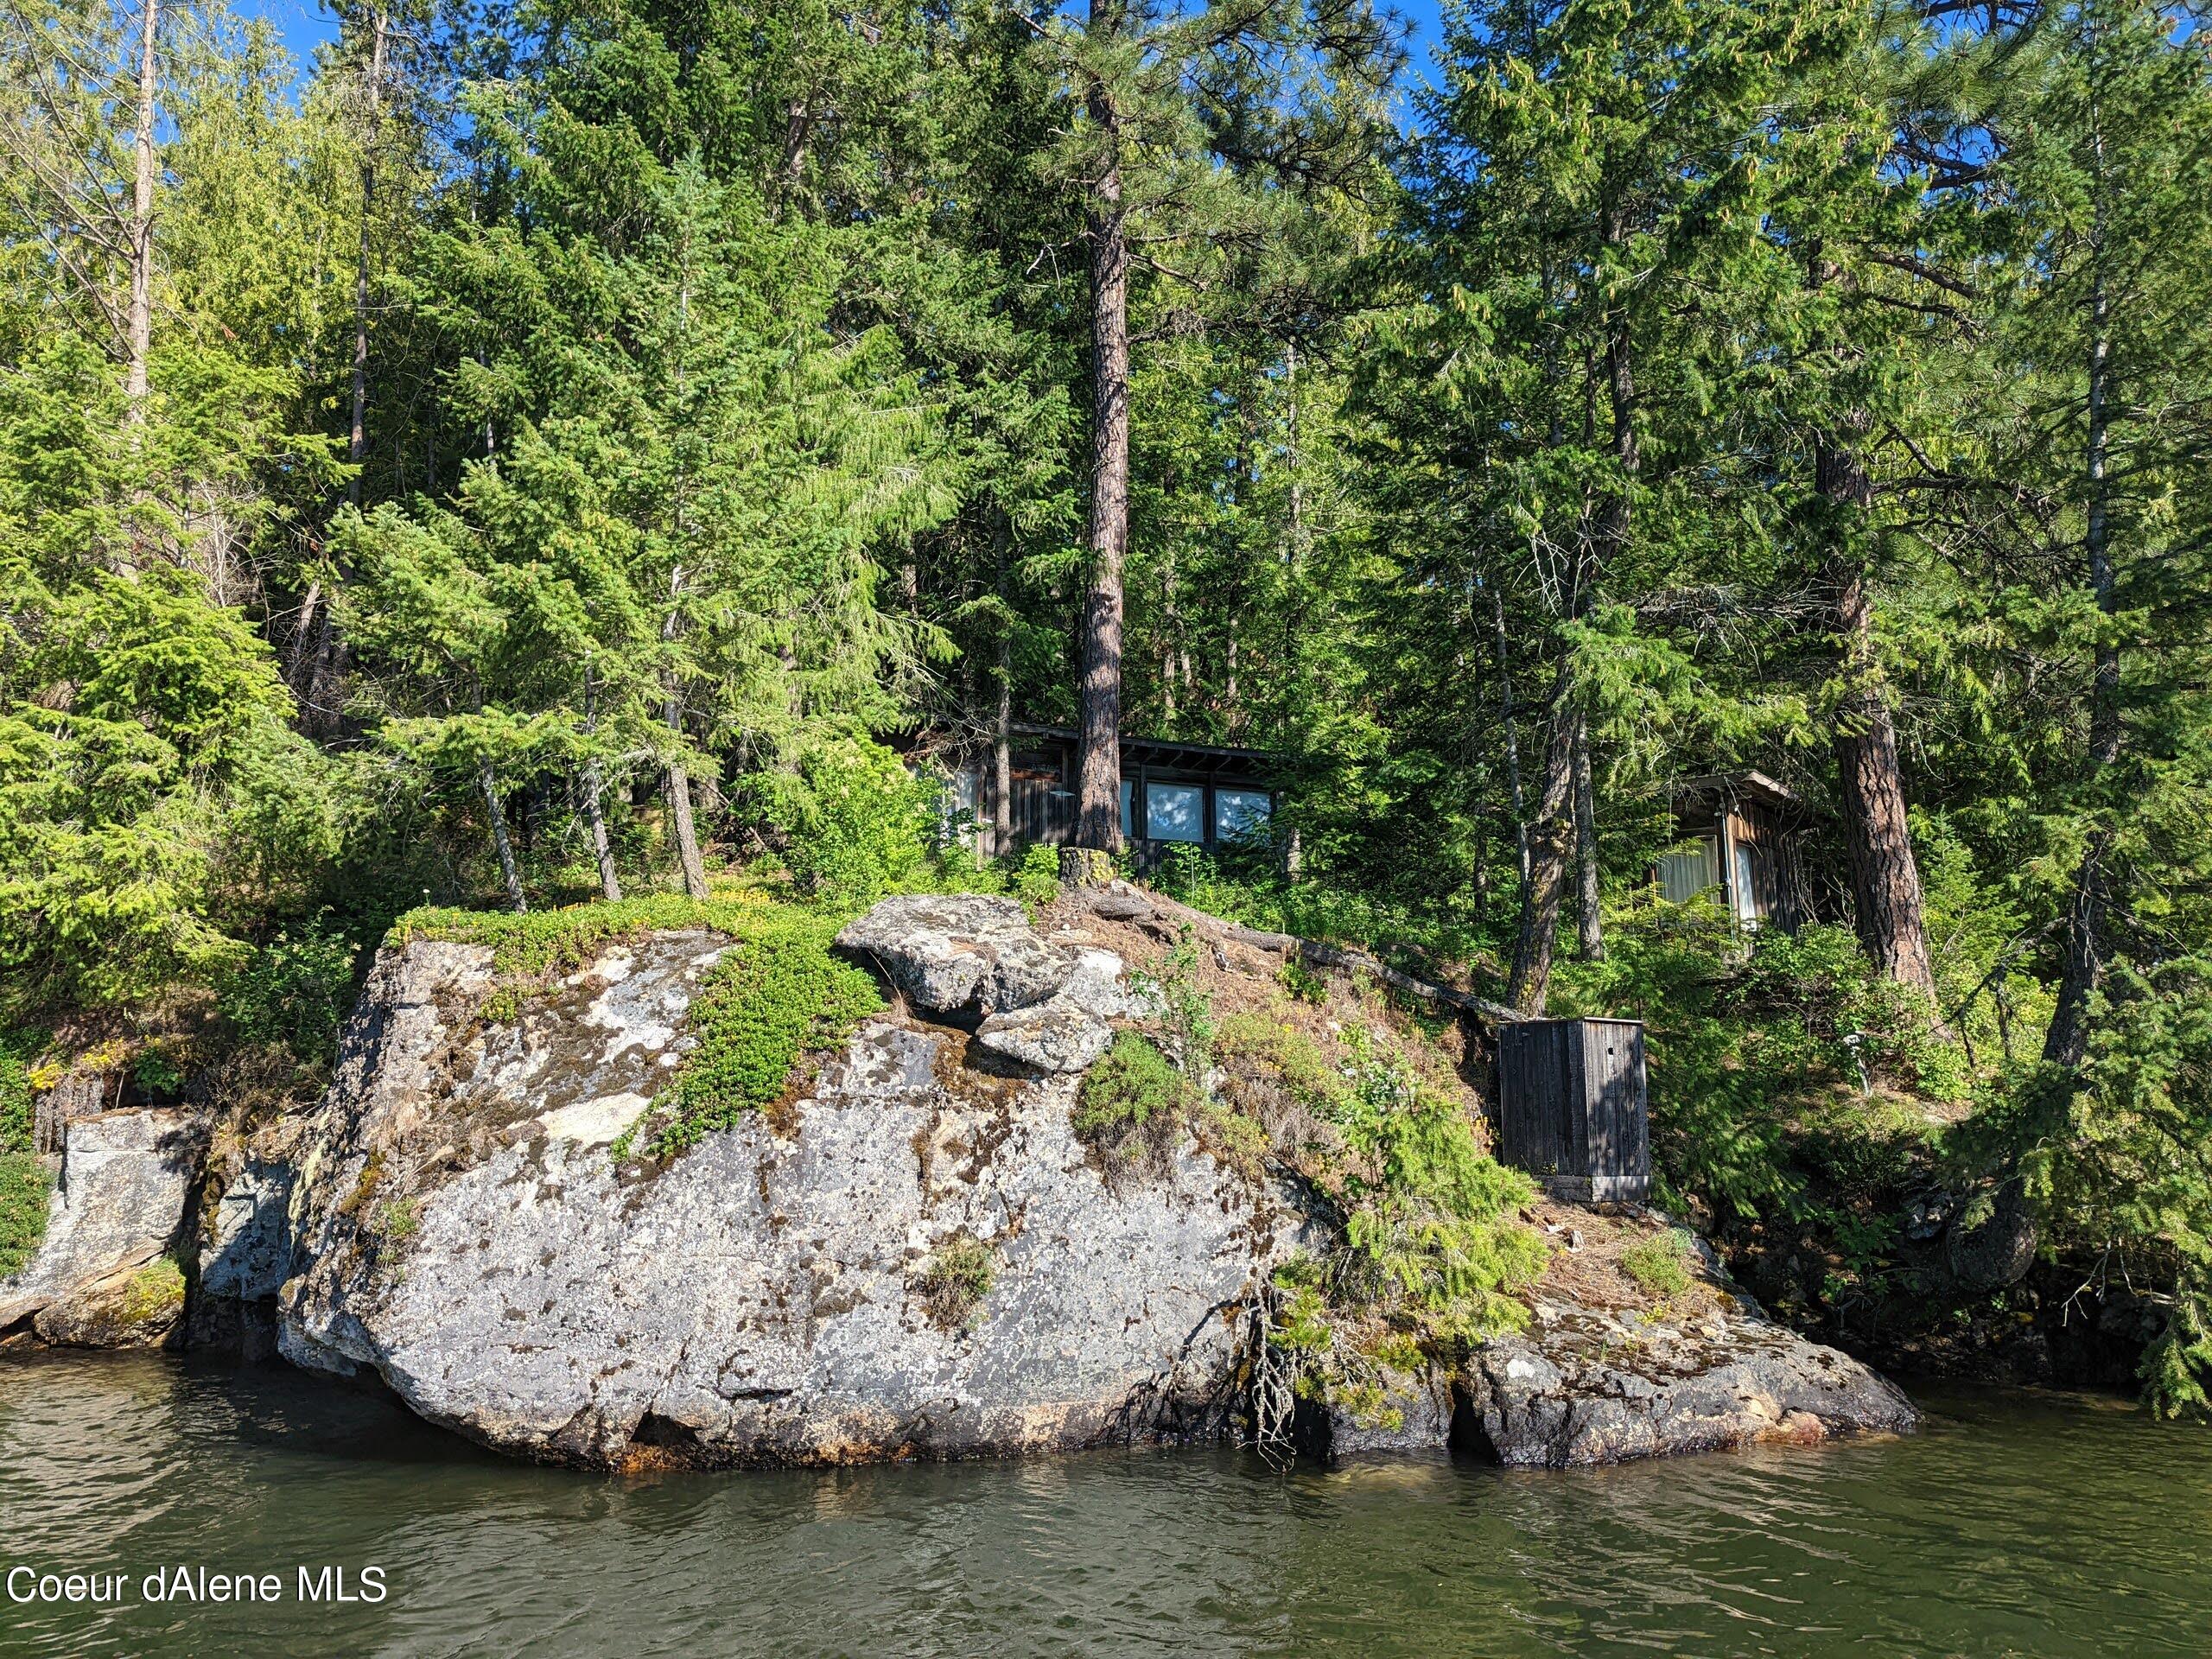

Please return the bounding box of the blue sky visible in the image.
[244,0,1452,104]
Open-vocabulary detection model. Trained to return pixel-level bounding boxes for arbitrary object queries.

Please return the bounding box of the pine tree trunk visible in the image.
[994,634,1014,859]
[1821,437,1938,1005]
[1509,663,1579,1011]
[666,750,709,901]
[479,758,526,913]
[661,563,710,900]
[346,9,388,506]
[2045,169,2119,1071]
[1074,11,1128,854]
[582,662,621,903]
[125,0,157,427]
[1573,714,1604,962]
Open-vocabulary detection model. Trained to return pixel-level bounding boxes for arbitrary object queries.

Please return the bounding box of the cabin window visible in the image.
[1121,779,1135,838]
[1733,840,1762,926]
[1657,834,1720,902]
[1215,788,1272,842]
[1145,781,1205,842]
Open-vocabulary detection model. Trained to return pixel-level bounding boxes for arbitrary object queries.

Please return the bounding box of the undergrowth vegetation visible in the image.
[911,1231,1001,1332]
[0,1031,47,1276]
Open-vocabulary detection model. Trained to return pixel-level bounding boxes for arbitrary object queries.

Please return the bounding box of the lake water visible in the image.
[1,1351,2205,1656]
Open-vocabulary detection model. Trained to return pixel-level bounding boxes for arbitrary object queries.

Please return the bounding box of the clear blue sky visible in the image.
[244,0,1453,103]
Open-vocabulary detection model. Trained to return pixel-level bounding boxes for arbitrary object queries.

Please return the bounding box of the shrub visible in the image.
[1074,1032,1194,1170]
[1619,1232,1696,1300]
[753,734,937,903]
[639,913,883,1160]
[0,1029,41,1154]
[220,922,359,1065]
[0,1151,50,1276]
[912,1230,1000,1332]
[1014,842,1063,911]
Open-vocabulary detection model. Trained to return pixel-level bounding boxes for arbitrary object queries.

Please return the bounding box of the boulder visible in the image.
[0,1109,204,1343]
[260,904,1916,1474]
[834,893,1077,1020]
[1454,1300,1917,1465]
[278,931,1297,1469]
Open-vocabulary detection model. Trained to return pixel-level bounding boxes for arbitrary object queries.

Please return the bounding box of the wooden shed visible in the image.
[950,724,1283,871]
[1655,771,1809,933]
[1496,1017,1649,1204]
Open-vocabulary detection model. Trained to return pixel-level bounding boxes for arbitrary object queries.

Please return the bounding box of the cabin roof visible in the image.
[1671,769,1803,817]
[1007,723,1280,781]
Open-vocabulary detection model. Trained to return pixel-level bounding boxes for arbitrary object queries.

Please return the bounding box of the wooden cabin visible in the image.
[949,724,1283,870]
[1655,771,1808,932]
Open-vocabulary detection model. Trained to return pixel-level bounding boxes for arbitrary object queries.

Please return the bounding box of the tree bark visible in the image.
[661,565,710,901]
[479,758,526,913]
[347,8,388,505]
[582,660,621,903]
[1509,664,1580,1010]
[994,632,1014,859]
[125,0,157,427]
[1821,438,1939,1005]
[1074,4,1128,853]
[1573,713,1604,962]
[2045,155,2119,1071]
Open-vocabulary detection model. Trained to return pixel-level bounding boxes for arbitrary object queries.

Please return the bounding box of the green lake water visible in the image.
[1,1351,2205,1656]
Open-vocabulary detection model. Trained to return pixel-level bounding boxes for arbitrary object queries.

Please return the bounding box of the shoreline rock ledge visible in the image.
[201,897,1916,1471]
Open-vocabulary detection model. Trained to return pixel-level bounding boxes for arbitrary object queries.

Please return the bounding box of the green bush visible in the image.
[1014,842,1063,911]
[0,1151,51,1277]
[1074,1031,1193,1157]
[912,1230,1000,1331]
[220,922,359,1063]
[642,913,882,1157]
[0,1028,41,1154]
[753,734,938,903]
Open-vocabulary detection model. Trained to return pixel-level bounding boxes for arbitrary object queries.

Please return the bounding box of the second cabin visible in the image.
[1655,771,1810,933]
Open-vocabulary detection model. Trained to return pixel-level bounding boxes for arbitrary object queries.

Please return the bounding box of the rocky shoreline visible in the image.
[1,894,1916,1471]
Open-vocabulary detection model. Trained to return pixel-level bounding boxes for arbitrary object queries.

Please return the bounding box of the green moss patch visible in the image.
[1619,1231,1697,1301]
[120,1256,186,1325]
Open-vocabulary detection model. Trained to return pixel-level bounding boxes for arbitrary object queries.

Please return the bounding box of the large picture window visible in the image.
[1145,781,1205,842]
[1214,788,1272,843]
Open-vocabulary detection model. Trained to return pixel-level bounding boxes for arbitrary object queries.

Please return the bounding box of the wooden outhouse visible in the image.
[1496,1017,1649,1204]
[1654,771,1808,932]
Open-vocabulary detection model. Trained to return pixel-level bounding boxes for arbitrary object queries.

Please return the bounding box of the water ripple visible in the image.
[2,1354,2209,1657]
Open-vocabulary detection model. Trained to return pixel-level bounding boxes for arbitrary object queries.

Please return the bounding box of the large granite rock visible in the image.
[259,899,1914,1473]
[1458,1300,1917,1465]
[0,1109,204,1344]
[276,930,1294,1468]
[835,893,1076,1019]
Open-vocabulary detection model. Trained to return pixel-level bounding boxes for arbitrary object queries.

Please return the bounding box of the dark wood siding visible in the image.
[1497,1018,1649,1202]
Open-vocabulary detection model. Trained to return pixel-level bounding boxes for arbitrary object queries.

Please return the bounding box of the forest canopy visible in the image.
[1,0,2208,1405]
